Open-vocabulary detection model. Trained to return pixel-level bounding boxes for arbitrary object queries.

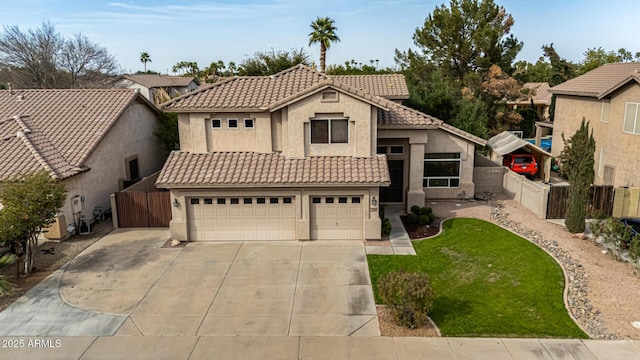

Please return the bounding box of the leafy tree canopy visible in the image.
[153,112,179,154]
[237,48,311,76]
[326,59,394,75]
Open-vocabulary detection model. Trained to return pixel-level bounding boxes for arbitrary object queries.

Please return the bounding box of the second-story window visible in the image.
[311,118,348,144]
[244,118,254,128]
[211,119,221,128]
[228,118,238,128]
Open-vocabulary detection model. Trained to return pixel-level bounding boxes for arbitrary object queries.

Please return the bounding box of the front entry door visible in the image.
[381,160,404,202]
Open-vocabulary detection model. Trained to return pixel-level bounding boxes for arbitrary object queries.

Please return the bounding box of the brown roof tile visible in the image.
[0,89,143,180]
[332,74,409,99]
[550,63,640,98]
[509,82,552,105]
[123,74,196,88]
[156,151,390,187]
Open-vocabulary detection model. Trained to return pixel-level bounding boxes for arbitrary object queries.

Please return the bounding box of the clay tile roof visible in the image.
[0,89,143,180]
[331,74,409,99]
[509,82,552,105]
[156,151,390,187]
[123,74,196,88]
[550,63,640,99]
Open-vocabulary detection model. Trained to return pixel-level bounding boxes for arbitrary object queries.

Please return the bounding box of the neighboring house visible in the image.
[508,82,552,120]
[114,74,199,104]
[156,64,486,242]
[0,89,166,233]
[550,62,640,187]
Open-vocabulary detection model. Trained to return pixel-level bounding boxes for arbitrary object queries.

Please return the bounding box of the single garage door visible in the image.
[310,196,363,240]
[188,196,296,241]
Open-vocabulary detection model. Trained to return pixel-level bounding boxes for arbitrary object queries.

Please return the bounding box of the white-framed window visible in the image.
[310,118,348,144]
[211,118,221,128]
[600,100,610,123]
[377,145,404,155]
[228,118,238,128]
[423,153,461,188]
[603,165,615,186]
[623,102,640,135]
[598,148,605,177]
[244,118,254,128]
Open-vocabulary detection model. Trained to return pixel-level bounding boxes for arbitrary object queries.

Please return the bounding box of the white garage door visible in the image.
[310,196,363,240]
[187,196,296,241]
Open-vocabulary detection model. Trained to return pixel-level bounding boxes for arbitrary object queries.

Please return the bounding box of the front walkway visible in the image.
[366,206,417,255]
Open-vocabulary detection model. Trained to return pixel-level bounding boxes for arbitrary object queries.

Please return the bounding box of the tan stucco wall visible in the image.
[59,102,166,227]
[423,130,476,199]
[168,187,381,241]
[284,91,374,158]
[553,84,640,187]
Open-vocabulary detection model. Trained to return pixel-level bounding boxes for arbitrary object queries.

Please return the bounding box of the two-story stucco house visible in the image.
[115,74,199,105]
[550,63,640,187]
[156,65,486,241]
[0,89,166,235]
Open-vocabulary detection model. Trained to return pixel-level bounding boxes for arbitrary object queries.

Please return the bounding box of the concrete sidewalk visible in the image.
[1,336,639,359]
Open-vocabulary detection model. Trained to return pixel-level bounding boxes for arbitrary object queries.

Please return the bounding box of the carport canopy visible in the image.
[487,131,552,182]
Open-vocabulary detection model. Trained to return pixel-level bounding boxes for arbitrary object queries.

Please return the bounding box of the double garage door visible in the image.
[187,195,364,241]
[188,196,296,241]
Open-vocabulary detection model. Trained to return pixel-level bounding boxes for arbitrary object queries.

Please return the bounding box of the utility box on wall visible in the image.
[612,187,640,218]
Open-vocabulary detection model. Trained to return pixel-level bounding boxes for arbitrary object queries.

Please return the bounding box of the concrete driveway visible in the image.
[0,229,379,336]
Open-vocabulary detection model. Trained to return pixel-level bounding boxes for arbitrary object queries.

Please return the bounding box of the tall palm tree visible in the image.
[140,52,151,72]
[308,17,340,73]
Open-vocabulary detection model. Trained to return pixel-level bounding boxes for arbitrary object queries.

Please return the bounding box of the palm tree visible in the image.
[308,17,340,73]
[140,52,151,72]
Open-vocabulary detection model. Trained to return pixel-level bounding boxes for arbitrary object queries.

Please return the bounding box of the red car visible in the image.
[503,153,538,178]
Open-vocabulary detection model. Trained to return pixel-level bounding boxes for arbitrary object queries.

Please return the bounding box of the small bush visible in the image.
[419,207,433,216]
[379,204,386,220]
[419,213,436,226]
[407,214,419,224]
[411,205,421,216]
[382,218,392,236]
[378,270,434,329]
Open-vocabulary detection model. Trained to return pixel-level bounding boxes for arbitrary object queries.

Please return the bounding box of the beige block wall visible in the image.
[285,91,374,158]
[553,84,640,187]
[60,102,166,227]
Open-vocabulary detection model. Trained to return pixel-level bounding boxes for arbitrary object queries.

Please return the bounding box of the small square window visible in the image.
[270,197,279,204]
[351,197,361,204]
[376,146,387,154]
[228,119,238,128]
[312,197,321,204]
[283,197,292,204]
[217,198,226,205]
[257,198,266,204]
[211,119,221,128]
[338,197,348,204]
[244,118,254,128]
[243,198,252,204]
[390,146,404,154]
[230,198,239,204]
[204,198,213,205]
[325,197,334,204]
[190,198,200,205]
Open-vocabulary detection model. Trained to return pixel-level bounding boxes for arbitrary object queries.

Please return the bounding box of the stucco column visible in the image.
[407,142,426,213]
[535,124,542,147]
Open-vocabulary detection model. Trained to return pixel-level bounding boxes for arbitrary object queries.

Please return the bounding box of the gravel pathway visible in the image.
[428,197,640,340]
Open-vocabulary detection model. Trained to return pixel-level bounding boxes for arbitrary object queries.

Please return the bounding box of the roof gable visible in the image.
[0,89,148,180]
[550,62,640,99]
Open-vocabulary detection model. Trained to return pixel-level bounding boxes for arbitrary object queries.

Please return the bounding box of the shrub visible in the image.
[411,205,421,216]
[379,204,386,220]
[419,207,433,216]
[407,214,419,224]
[378,270,434,329]
[419,213,436,226]
[382,218,392,236]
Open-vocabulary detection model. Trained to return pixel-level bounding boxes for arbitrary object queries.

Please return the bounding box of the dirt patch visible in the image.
[0,220,114,313]
[377,305,440,337]
[400,216,442,240]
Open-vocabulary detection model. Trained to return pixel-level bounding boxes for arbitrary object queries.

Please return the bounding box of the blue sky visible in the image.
[1,0,639,74]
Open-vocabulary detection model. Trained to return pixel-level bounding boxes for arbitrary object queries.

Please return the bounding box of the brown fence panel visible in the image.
[147,191,172,227]
[546,185,614,219]
[116,192,150,227]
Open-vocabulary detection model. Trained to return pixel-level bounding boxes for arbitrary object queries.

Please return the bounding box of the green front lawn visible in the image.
[368,218,587,338]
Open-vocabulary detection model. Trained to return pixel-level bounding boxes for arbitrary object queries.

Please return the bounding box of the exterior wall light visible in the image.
[371,196,378,207]
[173,198,180,208]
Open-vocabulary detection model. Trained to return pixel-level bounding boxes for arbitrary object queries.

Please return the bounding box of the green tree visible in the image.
[579,47,640,75]
[0,172,67,275]
[140,51,151,72]
[0,253,17,296]
[411,0,522,81]
[308,16,340,73]
[513,57,552,83]
[561,119,596,233]
[326,59,395,75]
[153,112,179,154]
[238,48,311,76]
[542,44,575,87]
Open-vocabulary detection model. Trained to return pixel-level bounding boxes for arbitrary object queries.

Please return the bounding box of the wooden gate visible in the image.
[546,185,614,219]
[116,191,171,227]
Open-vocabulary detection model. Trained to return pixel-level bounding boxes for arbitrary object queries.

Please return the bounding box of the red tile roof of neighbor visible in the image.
[122,74,196,88]
[550,62,640,99]
[156,152,391,187]
[0,89,146,180]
